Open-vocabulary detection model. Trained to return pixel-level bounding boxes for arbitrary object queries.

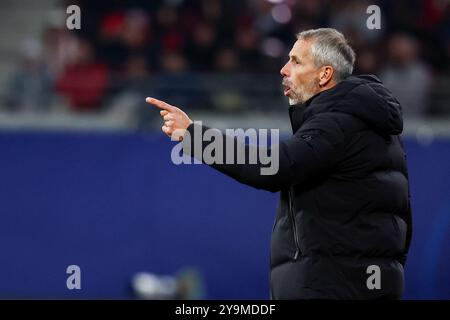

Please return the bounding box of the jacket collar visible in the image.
[288,74,404,135]
[287,79,357,133]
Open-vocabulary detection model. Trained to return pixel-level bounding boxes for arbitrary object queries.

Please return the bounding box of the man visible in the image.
[146,28,412,299]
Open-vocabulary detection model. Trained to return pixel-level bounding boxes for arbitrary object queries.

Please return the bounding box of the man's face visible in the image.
[280,39,321,105]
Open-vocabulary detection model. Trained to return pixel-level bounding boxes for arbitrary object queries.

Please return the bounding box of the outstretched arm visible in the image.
[146,97,344,193]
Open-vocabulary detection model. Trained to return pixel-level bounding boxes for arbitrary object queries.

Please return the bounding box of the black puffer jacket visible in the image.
[183,74,412,299]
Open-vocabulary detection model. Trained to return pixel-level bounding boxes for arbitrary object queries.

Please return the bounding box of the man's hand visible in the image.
[146,97,193,141]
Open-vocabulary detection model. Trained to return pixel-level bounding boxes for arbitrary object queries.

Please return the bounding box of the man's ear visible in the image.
[319,66,334,87]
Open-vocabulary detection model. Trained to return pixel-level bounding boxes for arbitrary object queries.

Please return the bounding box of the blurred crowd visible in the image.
[3,0,450,123]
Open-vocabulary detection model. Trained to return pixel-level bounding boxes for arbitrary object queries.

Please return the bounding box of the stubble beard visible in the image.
[285,78,319,106]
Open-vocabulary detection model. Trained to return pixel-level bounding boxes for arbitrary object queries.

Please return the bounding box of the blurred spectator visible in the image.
[5,40,53,112]
[156,5,184,53]
[107,55,156,129]
[354,47,380,75]
[214,47,239,72]
[122,55,151,91]
[122,10,151,50]
[236,26,261,72]
[250,0,279,35]
[291,0,328,32]
[97,11,128,70]
[55,38,109,111]
[380,33,431,118]
[3,0,449,118]
[161,51,189,73]
[186,22,218,71]
[200,0,223,24]
[42,26,79,78]
[421,0,449,29]
[98,9,154,72]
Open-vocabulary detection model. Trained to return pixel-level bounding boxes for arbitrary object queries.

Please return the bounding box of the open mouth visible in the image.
[283,86,292,96]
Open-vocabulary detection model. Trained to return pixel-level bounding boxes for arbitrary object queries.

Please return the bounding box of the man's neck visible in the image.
[318,80,337,94]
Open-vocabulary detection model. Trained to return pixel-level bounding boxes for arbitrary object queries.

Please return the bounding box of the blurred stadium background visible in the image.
[0,0,448,299]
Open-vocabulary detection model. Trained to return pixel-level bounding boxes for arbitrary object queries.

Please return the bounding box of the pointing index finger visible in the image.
[146,97,175,112]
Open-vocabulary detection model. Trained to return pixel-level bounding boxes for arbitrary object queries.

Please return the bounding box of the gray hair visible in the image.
[297,28,356,82]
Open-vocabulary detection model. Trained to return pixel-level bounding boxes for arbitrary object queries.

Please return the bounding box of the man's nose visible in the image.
[280,63,289,77]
